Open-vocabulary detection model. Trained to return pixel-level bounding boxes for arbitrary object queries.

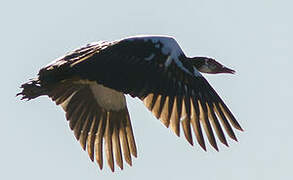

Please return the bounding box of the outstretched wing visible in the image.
[45,78,137,172]
[36,42,139,171]
[71,35,243,151]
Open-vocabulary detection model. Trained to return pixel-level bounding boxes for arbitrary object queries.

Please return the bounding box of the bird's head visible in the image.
[190,57,235,74]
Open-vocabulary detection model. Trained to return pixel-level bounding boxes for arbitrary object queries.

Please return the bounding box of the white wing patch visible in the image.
[122,35,193,75]
[124,35,183,60]
[76,80,126,111]
[90,82,126,111]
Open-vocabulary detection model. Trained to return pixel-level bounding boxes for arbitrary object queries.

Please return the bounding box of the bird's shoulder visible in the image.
[43,35,186,69]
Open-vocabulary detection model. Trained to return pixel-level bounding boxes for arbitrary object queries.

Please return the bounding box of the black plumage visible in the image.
[17,35,242,172]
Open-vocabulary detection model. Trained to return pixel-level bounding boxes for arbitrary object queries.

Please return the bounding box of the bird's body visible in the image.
[18,35,242,172]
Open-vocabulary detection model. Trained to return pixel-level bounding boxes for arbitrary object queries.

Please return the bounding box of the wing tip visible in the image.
[236,125,244,132]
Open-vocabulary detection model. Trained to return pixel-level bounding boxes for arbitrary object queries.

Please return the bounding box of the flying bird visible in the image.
[17,35,243,172]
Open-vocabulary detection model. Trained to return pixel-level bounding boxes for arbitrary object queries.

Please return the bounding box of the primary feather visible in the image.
[17,35,243,172]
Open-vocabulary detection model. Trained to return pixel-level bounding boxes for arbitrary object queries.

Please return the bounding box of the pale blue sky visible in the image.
[1,0,293,179]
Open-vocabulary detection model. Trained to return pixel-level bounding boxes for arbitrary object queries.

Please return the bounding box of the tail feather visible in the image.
[17,78,48,100]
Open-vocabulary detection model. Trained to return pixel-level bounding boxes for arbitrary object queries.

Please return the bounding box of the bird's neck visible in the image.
[188,57,207,70]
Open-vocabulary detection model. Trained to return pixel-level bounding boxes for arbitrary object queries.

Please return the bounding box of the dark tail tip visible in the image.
[17,78,47,101]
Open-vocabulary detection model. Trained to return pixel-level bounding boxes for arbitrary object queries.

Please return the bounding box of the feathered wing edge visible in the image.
[141,77,243,151]
[20,78,137,172]
[17,79,48,100]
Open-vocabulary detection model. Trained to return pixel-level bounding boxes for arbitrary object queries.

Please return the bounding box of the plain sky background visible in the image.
[1,0,292,179]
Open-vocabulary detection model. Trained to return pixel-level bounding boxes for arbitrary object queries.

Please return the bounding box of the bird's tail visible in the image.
[17,78,48,100]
